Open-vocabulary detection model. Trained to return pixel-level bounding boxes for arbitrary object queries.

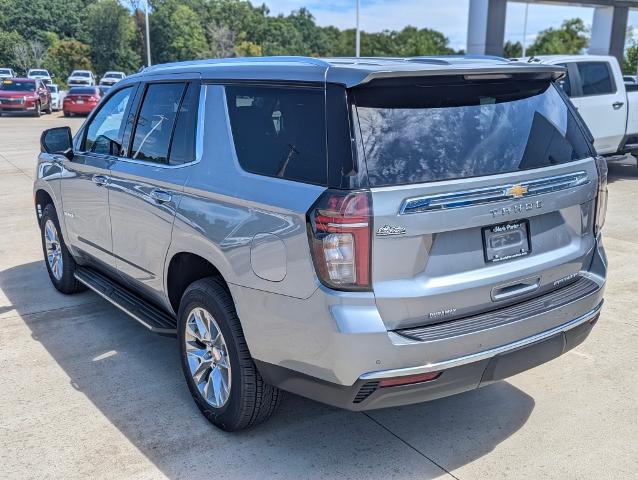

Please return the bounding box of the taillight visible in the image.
[307,189,372,291]
[89,96,98,102]
[594,156,608,235]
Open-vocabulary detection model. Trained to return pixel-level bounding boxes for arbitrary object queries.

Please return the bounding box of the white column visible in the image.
[589,6,628,64]
[467,0,507,56]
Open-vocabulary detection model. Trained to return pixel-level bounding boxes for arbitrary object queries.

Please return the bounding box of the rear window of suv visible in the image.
[225,85,327,185]
[353,79,592,187]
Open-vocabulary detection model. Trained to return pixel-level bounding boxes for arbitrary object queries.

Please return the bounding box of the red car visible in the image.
[63,87,101,116]
[0,78,52,116]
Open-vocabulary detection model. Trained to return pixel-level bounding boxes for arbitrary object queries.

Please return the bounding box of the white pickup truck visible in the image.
[520,55,638,158]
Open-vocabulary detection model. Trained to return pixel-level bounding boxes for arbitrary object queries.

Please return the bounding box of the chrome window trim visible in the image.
[400,170,590,214]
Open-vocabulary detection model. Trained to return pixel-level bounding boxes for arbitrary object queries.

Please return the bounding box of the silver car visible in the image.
[34,56,607,431]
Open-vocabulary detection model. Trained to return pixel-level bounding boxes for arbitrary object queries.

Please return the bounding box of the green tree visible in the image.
[0,30,26,72]
[85,0,141,74]
[527,18,589,56]
[624,42,638,75]
[150,1,208,63]
[0,0,89,42]
[503,40,523,58]
[44,39,93,86]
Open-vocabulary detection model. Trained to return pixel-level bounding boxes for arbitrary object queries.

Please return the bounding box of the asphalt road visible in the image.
[1,112,637,480]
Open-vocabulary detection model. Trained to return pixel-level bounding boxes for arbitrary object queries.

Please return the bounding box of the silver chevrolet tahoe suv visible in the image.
[34,56,607,431]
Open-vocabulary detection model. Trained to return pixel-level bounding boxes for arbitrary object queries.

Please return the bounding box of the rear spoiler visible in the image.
[328,62,565,88]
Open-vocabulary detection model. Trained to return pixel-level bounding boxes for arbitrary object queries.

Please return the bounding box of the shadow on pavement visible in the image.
[607,155,638,184]
[1,261,535,479]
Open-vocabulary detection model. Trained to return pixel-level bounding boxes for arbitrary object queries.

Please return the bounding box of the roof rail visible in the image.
[143,56,331,73]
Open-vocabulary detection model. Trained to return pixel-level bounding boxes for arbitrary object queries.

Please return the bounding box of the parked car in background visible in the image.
[63,86,101,116]
[0,68,16,79]
[35,56,607,431]
[27,69,53,85]
[99,71,126,87]
[67,70,95,87]
[47,84,61,111]
[0,78,51,116]
[522,55,638,159]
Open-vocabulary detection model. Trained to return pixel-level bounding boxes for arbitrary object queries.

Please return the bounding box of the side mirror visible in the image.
[41,127,73,160]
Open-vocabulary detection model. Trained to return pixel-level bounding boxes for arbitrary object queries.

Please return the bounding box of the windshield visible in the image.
[104,73,122,79]
[0,69,11,75]
[29,70,48,76]
[72,71,91,77]
[48,85,58,93]
[69,87,98,95]
[0,80,35,92]
[353,80,592,187]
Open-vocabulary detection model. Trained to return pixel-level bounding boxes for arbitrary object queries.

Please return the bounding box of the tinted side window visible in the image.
[225,86,327,185]
[85,87,133,155]
[168,84,199,165]
[131,83,185,163]
[577,62,614,95]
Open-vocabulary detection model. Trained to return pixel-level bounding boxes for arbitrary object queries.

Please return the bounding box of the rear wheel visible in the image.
[63,111,70,117]
[178,277,281,431]
[40,204,85,294]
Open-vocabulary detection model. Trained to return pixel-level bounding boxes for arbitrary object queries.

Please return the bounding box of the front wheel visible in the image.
[40,204,85,294]
[178,277,281,431]
[33,102,41,117]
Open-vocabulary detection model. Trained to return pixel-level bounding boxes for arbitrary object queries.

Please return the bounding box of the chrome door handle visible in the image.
[92,174,109,186]
[612,101,624,109]
[150,189,172,204]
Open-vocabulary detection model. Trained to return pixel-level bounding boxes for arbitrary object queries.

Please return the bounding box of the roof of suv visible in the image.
[127,55,564,88]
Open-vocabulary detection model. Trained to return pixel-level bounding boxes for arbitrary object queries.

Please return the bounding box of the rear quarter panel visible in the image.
[167,85,324,300]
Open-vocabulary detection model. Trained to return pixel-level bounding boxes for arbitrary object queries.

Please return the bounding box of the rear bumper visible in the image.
[231,240,606,409]
[64,104,96,114]
[256,304,601,411]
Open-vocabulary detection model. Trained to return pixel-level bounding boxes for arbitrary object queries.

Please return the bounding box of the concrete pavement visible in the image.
[0,113,636,479]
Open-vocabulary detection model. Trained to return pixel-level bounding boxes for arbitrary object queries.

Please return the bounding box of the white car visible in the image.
[67,70,95,87]
[27,68,53,85]
[99,71,126,87]
[0,68,16,79]
[47,84,62,111]
[519,55,638,157]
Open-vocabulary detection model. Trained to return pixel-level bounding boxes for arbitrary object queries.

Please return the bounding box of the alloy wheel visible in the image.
[184,307,232,408]
[44,219,63,281]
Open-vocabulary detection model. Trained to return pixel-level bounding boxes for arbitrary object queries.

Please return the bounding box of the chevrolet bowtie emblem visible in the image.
[507,184,528,198]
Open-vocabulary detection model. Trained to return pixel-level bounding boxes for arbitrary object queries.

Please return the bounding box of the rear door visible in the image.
[567,60,626,154]
[107,81,200,304]
[351,77,599,330]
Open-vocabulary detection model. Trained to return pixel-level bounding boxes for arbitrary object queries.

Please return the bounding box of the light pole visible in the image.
[355,0,360,57]
[145,0,152,67]
[522,1,529,57]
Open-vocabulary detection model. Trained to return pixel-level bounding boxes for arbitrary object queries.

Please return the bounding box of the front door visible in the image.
[568,60,627,155]
[108,81,200,304]
[60,85,136,270]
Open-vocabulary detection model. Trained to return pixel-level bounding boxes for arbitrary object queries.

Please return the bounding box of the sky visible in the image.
[262,0,638,52]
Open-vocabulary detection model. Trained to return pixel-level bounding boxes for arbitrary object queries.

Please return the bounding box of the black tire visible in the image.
[178,277,281,431]
[63,111,71,117]
[40,204,85,294]
[43,102,52,114]
[33,102,41,117]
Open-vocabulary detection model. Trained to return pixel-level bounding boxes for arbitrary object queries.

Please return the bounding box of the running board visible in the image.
[75,267,177,336]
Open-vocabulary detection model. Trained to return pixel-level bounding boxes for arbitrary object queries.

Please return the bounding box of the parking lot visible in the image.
[0,112,637,480]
